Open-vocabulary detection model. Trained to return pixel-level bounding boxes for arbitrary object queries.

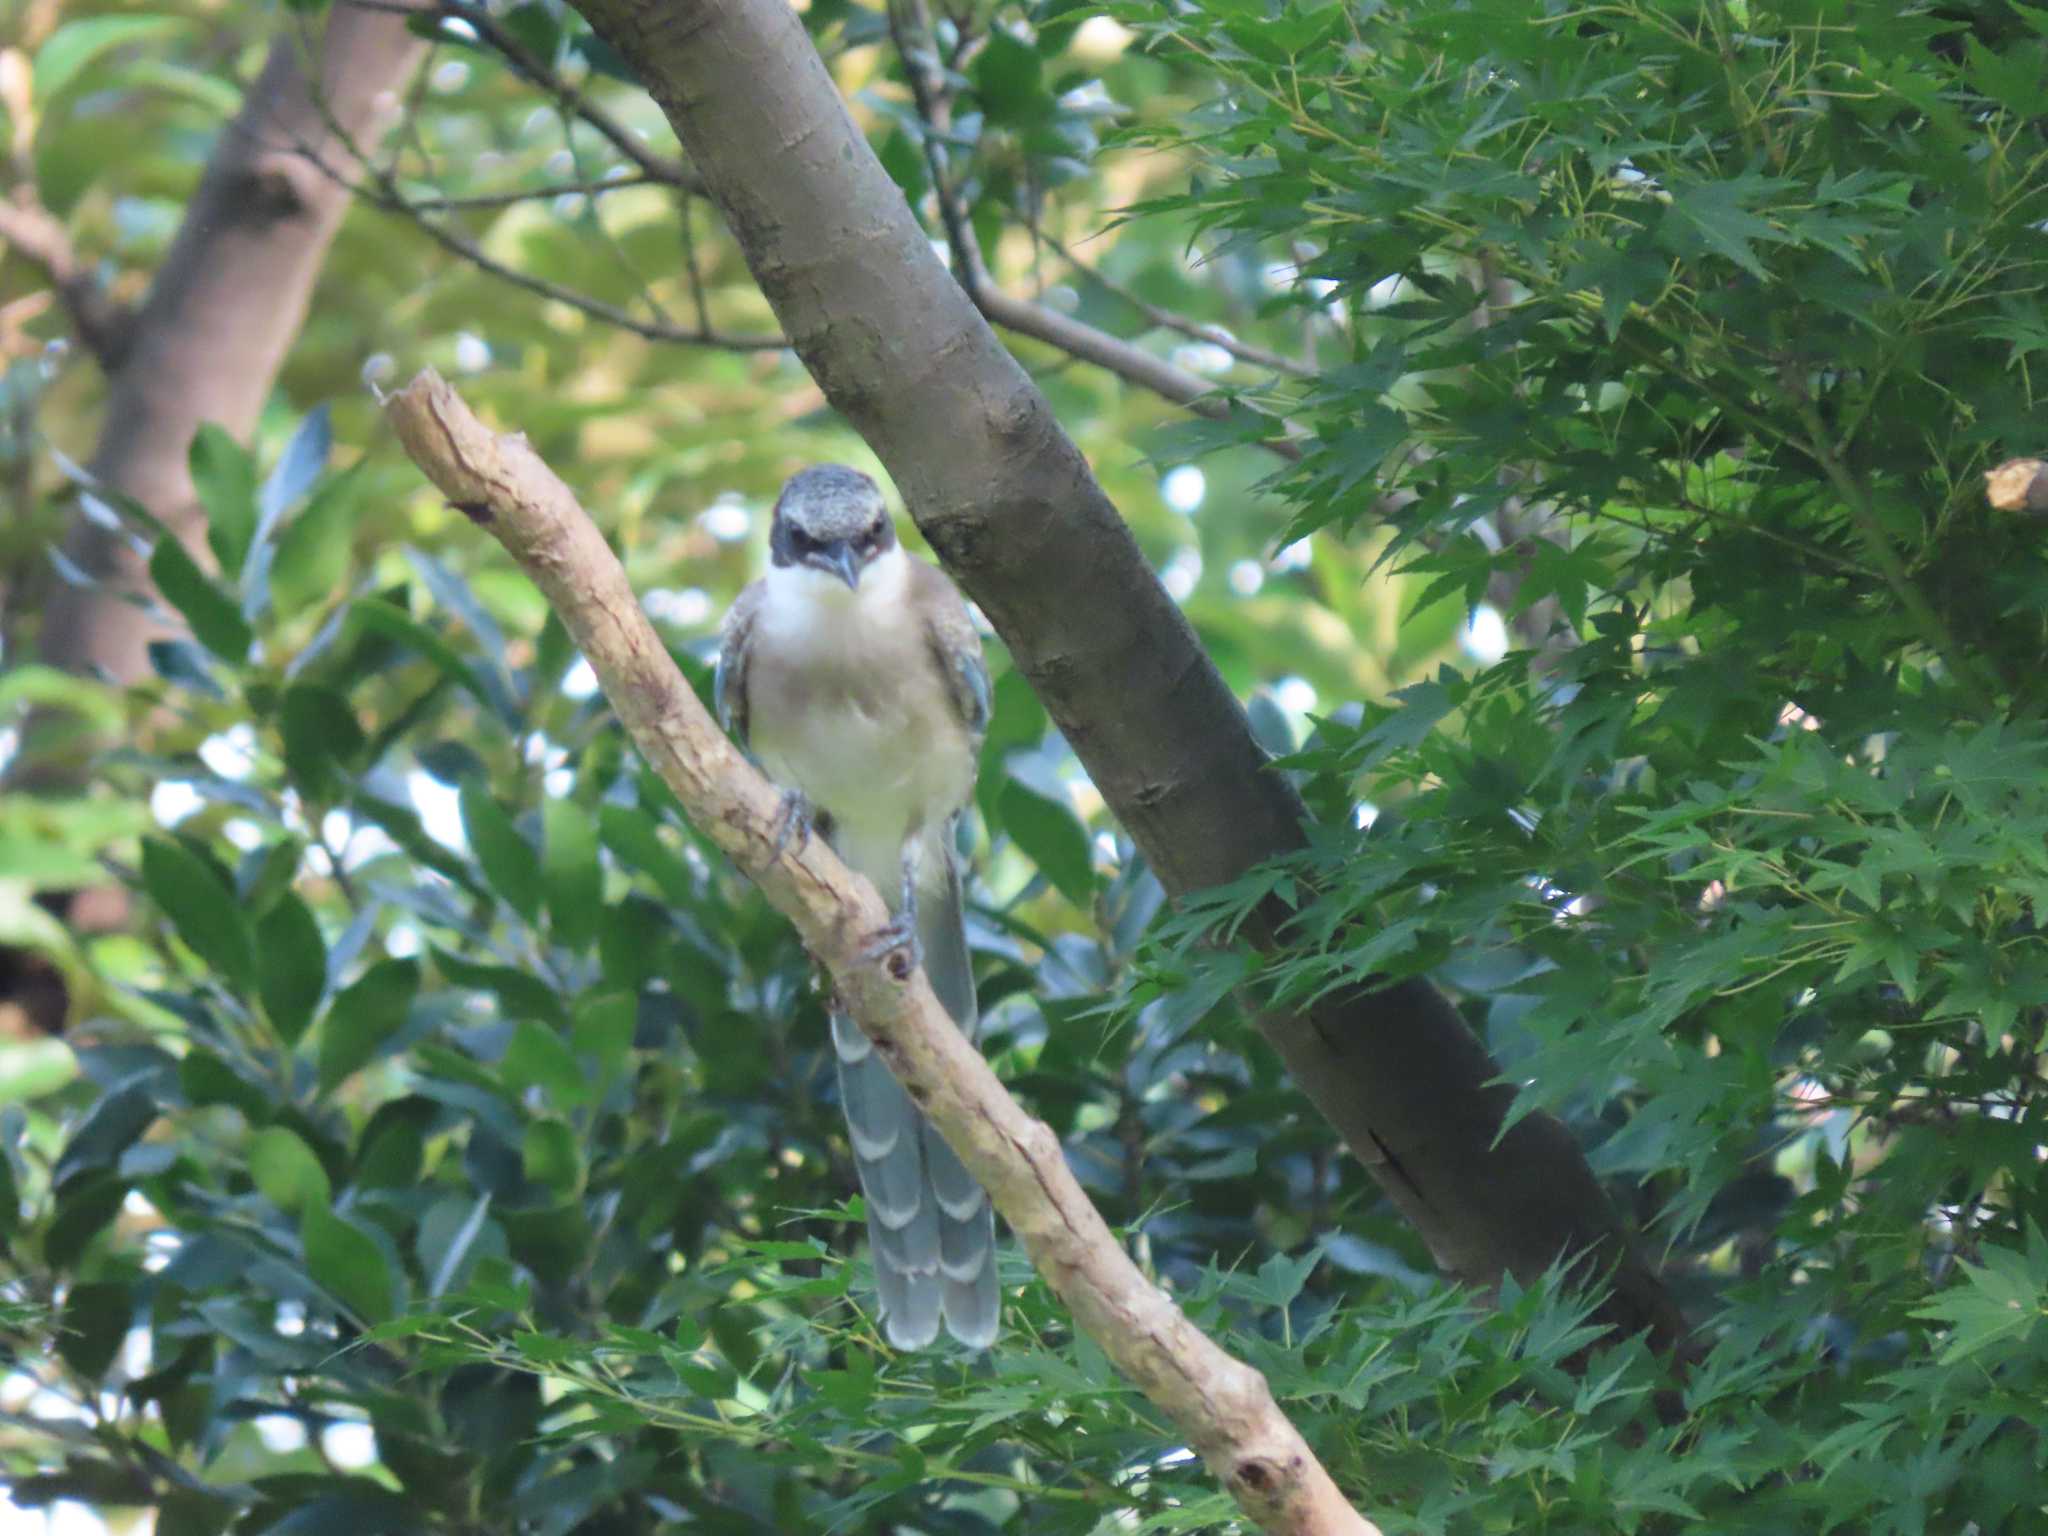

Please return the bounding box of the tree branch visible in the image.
[352,160,787,349]
[351,0,704,194]
[0,188,133,371]
[1036,228,1318,380]
[381,366,1383,1536]
[269,69,789,353]
[390,172,666,212]
[884,0,1299,458]
[563,0,1693,1364]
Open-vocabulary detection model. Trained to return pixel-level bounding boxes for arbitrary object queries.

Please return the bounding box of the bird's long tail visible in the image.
[830,848,998,1349]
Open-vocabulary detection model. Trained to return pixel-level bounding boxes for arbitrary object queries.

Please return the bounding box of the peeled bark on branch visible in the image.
[32,0,427,696]
[383,367,1383,1536]
[559,0,1692,1359]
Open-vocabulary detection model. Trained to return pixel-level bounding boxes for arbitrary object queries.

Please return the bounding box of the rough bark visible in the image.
[31,0,427,699]
[560,0,1692,1360]
[385,368,1384,1536]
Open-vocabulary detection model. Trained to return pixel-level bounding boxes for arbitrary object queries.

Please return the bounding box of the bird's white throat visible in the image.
[763,542,911,615]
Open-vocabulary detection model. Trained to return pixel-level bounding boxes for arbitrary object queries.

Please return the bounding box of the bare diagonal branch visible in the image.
[383,367,1384,1536]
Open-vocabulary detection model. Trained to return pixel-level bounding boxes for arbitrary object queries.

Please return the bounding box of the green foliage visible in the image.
[10,0,2048,1532]
[1104,0,2048,1527]
[6,412,1338,1532]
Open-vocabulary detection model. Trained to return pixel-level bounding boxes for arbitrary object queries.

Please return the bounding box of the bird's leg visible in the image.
[770,788,814,860]
[857,847,924,973]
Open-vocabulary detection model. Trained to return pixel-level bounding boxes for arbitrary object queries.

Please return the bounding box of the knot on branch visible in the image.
[1229,1451,1302,1498]
[241,153,323,221]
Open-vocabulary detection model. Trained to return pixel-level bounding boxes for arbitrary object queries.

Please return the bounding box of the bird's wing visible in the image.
[914,563,990,742]
[714,580,764,748]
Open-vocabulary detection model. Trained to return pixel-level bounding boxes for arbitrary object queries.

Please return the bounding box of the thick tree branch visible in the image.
[563,0,1693,1362]
[0,189,133,370]
[382,367,1382,1536]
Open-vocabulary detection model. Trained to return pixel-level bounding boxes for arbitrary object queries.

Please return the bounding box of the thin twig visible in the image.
[0,190,133,370]
[1037,229,1316,379]
[1793,396,1996,712]
[340,0,702,192]
[884,0,1300,457]
[278,75,789,353]
[391,173,665,211]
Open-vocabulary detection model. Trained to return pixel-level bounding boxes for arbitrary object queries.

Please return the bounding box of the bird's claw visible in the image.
[771,789,814,860]
[858,913,923,976]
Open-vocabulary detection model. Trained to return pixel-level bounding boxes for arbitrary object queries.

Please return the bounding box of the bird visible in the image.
[715,464,999,1349]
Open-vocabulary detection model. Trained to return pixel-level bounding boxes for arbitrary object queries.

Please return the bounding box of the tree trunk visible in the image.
[1,2,426,1040]
[561,0,1692,1359]
[32,0,426,699]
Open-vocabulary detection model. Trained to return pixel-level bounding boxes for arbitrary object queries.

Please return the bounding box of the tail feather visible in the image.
[832,842,1000,1349]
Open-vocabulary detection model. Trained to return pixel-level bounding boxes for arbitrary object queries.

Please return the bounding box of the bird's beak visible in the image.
[814,541,862,591]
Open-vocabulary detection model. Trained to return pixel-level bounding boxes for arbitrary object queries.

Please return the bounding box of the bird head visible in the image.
[769,465,897,591]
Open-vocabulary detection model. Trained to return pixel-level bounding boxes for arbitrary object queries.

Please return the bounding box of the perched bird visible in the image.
[715,465,999,1348]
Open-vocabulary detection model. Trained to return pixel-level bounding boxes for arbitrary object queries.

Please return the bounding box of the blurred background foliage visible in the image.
[1,0,2046,1533]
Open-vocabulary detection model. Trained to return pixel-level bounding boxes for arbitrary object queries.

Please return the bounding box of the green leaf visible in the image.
[419,1191,500,1298]
[189,425,258,579]
[317,958,420,1093]
[997,778,1096,905]
[147,639,224,699]
[1657,172,1793,280]
[347,597,512,721]
[142,836,255,988]
[462,781,543,921]
[521,1117,583,1198]
[268,468,360,615]
[1912,1244,2047,1364]
[571,991,636,1089]
[56,1280,131,1380]
[543,798,602,949]
[45,1176,124,1270]
[258,405,333,534]
[501,1020,590,1108]
[249,1125,333,1213]
[34,15,185,99]
[256,892,327,1046]
[301,1206,395,1323]
[53,1087,156,1188]
[178,1048,272,1123]
[149,536,252,662]
[973,28,1048,124]
[279,683,367,802]
[597,803,696,907]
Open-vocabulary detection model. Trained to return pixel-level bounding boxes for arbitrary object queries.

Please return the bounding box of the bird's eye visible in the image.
[861,524,883,550]
[789,529,815,554]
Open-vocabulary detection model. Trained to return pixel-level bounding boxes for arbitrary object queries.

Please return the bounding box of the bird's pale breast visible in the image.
[746,562,975,897]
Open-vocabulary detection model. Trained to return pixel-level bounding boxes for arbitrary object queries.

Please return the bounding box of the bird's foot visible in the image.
[857,912,923,977]
[860,852,925,976]
[770,789,814,860]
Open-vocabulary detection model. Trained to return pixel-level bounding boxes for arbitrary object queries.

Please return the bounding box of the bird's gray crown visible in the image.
[773,465,885,542]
